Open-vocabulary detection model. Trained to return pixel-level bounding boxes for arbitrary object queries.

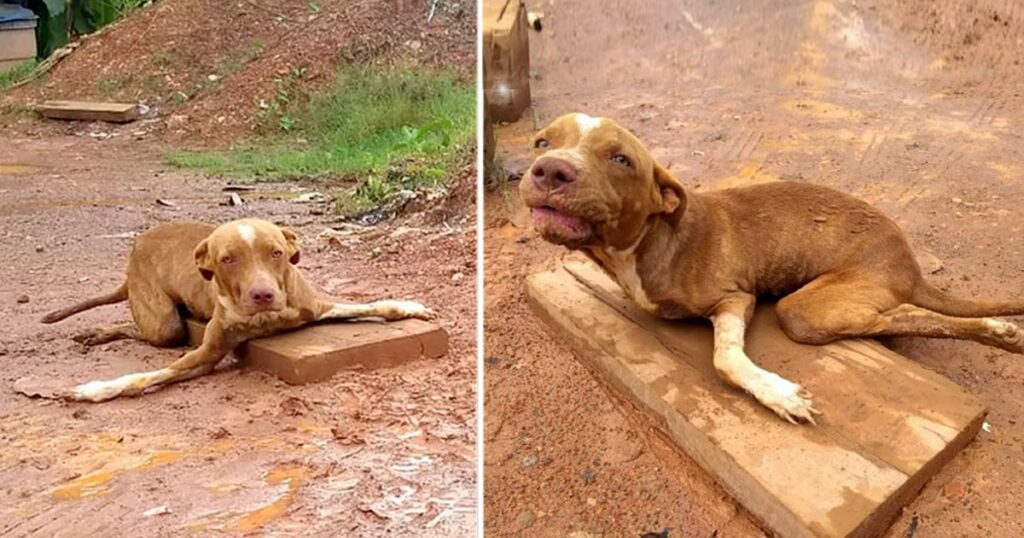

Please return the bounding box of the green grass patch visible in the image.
[0,60,38,91]
[167,66,475,213]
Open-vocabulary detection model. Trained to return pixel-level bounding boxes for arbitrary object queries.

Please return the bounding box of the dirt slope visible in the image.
[3,0,475,145]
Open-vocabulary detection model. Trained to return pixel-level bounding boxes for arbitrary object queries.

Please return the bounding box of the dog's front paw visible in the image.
[379,300,436,321]
[749,374,821,425]
[67,379,123,403]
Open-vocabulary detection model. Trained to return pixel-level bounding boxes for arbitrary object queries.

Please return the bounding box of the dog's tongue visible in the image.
[531,207,590,239]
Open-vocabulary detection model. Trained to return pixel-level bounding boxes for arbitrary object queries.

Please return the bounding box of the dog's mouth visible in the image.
[531,205,594,246]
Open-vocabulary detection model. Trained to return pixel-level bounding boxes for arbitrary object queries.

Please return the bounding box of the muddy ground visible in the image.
[0,135,477,536]
[484,0,1024,536]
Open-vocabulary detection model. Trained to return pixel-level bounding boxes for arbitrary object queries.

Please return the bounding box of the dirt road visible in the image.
[0,134,477,536]
[484,0,1024,536]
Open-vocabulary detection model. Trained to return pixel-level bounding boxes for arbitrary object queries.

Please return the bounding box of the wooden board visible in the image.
[186,318,448,385]
[525,261,986,538]
[36,100,140,123]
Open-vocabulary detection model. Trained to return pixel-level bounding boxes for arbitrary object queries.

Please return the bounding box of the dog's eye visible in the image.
[272,249,284,259]
[220,256,235,265]
[534,138,550,149]
[611,154,632,167]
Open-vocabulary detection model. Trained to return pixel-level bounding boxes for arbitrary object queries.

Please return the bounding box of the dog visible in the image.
[521,113,1024,424]
[40,219,434,402]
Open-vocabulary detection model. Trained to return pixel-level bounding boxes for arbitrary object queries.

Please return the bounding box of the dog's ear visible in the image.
[654,164,686,217]
[281,227,301,265]
[193,239,215,281]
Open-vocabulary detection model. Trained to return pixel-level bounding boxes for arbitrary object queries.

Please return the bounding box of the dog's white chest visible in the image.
[595,246,659,314]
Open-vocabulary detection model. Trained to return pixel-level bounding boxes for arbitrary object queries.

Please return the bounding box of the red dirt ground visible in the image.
[484,0,1024,536]
[0,134,477,536]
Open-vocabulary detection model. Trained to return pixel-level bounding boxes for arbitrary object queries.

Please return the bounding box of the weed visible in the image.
[0,60,38,91]
[168,66,474,214]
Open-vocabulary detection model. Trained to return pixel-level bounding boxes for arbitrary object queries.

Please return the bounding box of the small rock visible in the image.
[16,295,29,304]
[143,506,170,517]
[580,468,596,485]
[155,198,177,207]
[813,215,827,223]
[484,355,502,366]
[522,454,538,467]
[586,497,597,507]
[942,480,967,502]
[35,245,44,253]
[916,250,943,274]
[228,193,244,206]
[451,272,464,282]
[514,510,536,529]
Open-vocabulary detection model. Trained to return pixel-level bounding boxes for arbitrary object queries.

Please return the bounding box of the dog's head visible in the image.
[193,219,301,315]
[519,113,685,250]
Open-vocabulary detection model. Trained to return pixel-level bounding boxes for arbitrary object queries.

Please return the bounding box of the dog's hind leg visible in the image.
[73,323,140,346]
[127,282,186,347]
[711,293,820,424]
[777,276,1024,353]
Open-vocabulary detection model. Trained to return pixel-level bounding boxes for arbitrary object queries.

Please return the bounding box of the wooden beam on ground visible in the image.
[186,318,448,384]
[35,100,139,123]
[525,261,986,538]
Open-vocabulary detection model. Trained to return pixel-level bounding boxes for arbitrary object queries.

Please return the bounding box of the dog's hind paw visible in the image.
[72,330,106,346]
[749,374,821,426]
[984,319,1024,353]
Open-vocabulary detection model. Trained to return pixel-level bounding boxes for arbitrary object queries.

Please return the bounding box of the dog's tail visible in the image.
[912,282,1024,318]
[40,283,128,324]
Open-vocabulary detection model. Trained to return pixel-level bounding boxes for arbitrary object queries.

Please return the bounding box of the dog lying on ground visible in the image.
[521,113,1024,424]
[40,219,433,402]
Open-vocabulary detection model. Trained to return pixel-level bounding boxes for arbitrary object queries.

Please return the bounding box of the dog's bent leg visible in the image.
[73,323,140,346]
[711,294,820,424]
[318,300,435,322]
[777,279,1024,353]
[66,344,226,403]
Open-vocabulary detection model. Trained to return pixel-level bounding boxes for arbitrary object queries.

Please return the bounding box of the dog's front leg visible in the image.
[317,300,435,322]
[67,344,225,402]
[711,294,820,425]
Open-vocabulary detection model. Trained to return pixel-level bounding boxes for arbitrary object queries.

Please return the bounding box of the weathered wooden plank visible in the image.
[525,262,986,538]
[36,100,139,123]
[186,318,448,384]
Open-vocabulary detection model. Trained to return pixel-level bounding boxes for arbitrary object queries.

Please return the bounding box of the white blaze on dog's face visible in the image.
[193,219,301,315]
[520,113,685,250]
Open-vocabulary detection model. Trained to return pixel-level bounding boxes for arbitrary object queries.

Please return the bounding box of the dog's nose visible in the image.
[531,157,577,190]
[249,288,277,305]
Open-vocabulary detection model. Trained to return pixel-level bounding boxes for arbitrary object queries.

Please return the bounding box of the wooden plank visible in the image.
[185,318,448,385]
[525,262,986,538]
[36,100,139,123]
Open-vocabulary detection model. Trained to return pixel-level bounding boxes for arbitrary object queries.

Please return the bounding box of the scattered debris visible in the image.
[294,192,328,203]
[13,376,65,399]
[906,514,920,538]
[143,506,171,517]
[527,11,544,31]
[522,454,539,467]
[916,250,944,274]
[222,184,256,192]
[982,421,992,433]
[227,193,245,206]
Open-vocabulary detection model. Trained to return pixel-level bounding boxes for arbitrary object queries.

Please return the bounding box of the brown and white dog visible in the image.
[521,113,1024,424]
[41,219,433,402]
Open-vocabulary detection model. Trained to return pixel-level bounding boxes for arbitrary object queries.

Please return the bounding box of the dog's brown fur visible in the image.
[41,219,433,402]
[522,113,1024,423]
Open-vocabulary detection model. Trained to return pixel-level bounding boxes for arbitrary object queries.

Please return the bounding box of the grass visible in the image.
[167,66,475,213]
[0,60,37,91]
